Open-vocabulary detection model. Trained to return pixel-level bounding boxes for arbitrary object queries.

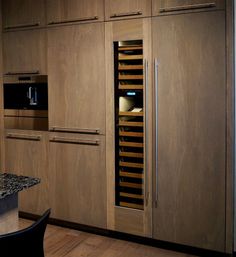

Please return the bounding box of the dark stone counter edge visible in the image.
[0,173,40,200]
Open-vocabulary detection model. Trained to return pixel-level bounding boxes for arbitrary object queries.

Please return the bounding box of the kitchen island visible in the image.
[0,173,40,234]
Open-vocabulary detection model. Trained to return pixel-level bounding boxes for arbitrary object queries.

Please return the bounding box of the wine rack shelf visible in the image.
[118,85,143,90]
[114,40,144,210]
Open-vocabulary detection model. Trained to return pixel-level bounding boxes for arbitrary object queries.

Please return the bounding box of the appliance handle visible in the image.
[5,71,40,76]
[144,59,149,206]
[154,58,159,208]
[159,2,216,13]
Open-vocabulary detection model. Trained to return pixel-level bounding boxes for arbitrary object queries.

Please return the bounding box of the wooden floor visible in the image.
[19,219,198,257]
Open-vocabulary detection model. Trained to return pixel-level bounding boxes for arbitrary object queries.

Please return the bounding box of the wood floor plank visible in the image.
[18,219,199,257]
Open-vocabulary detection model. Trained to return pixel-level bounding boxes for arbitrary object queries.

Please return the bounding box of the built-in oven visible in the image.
[3,75,48,131]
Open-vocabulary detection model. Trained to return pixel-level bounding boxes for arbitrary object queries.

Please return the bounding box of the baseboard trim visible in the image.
[19,211,232,257]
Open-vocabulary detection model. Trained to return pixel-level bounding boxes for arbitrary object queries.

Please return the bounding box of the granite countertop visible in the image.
[0,173,40,200]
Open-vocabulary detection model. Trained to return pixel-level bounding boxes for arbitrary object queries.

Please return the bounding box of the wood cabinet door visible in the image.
[48,23,105,134]
[152,0,225,16]
[105,0,151,21]
[152,11,226,251]
[49,133,106,228]
[2,0,46,30]
[47,0,104,25]
[4,130,49,215]
[2,29,47,75]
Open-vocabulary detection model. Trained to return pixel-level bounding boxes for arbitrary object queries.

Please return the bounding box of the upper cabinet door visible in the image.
[105,0,151,21]
[46,0,104,25]
[3,29,47,75]
[152,0,225,16]
[48,23,105,134]
[2,0,46,31]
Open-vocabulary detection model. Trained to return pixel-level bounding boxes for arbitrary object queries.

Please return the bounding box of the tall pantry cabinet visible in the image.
[47,22,107,228]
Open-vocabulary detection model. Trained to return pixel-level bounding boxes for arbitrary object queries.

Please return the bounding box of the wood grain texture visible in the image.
[47,0,104,24]
[4,129,50,215]
[114,207,144,235]
[225,0,234,253]
[105,18,152,237]
[105,21,116,231]
[152,11,226,251]
[19,218,199,257]
[105,0,151,21]
[152,0,225,16]
[2,0,46,30]
[49,132,107,229]
[2,28,47,75]
[48,23,105,134]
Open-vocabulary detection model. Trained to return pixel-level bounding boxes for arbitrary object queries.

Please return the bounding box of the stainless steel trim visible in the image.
[4,71,40,76]
[50,127,100,134]
[159,2,216,13]
[154,58,159,208]
[144,59,149,206]
[6,133,41,141]
[4,22,40,30]
[50,136,99,145]
[110,11,142,18]
[48,16,99,25]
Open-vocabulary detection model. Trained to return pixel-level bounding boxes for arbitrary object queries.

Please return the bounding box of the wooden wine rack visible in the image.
[114,41,144,210]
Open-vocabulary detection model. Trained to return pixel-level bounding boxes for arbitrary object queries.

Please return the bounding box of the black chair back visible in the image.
[0,209,50,257]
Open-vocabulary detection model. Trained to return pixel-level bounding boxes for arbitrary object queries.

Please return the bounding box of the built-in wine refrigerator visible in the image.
[114,40,145,210]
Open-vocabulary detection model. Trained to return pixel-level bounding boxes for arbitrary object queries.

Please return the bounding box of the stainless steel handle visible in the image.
[50,126,100,134]
[144,59,149,206]
[4,70,40,76]
[4,22,40,30]
[154,59,159,208]
[6,133,41,141]
[48,16,99,25]
[50,136,99,145]
[110,11,142,18]
[159,2,216,13]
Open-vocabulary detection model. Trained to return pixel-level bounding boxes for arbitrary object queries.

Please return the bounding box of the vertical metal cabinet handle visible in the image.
[154,59,159,208]
[144,59,149,206]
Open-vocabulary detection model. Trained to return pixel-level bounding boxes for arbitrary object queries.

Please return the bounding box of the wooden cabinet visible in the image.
[49,133,106,228]
[152,11,226,251]
[2,0,46,31]
[105,0,151,21]
[48,23,105,134]
[46,0,104,25]
[152,0,225,16]
[4,130,49,215]
[105,18,152,236]
[2,29,47,75]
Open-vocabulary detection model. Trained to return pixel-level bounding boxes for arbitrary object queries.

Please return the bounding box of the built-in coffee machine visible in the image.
[3,75,48,131]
